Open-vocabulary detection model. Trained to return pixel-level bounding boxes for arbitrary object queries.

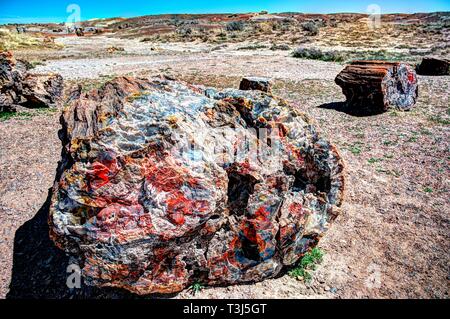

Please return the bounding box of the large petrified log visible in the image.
[0,51,64,111]
[335,61,418,113]
[49,76,345,295]
[416,57,450,76]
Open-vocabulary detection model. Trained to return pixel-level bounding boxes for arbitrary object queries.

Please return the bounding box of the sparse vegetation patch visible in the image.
[289,248,324,282]
[292,47,345,62]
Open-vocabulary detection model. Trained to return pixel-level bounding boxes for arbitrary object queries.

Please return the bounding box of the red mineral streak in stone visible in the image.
[408,71,416,84]
[227,236,241,265]
[166,192,210,225]
[86,157,120,190]
[232,160,252,176]
[278,123,288,138]
[144,157,210,225]
[279,133,305,165]
[289,202,303,215]
[254,206,270,219]
[94,204,154,243]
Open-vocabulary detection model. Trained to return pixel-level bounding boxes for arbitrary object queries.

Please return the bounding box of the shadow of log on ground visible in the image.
[317,102,385,117]
[6,189,176,299]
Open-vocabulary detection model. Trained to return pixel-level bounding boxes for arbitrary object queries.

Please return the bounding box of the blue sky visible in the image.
[1,0,449,24]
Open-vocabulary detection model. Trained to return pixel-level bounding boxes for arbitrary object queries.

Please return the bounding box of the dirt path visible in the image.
[1,38,449,299]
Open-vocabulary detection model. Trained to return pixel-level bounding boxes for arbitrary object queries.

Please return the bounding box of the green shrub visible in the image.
[177,27,192,37]
[189,282,205,295]
[270,43,291,51]
[238,43,268,50]
[301,21,319,36]
[288,247,324,282]
[226,21,245,32]
[292,47,345,62]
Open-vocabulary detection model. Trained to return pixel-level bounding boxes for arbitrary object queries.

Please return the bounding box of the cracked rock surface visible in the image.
[0,51,24,111]
[0,51,63,111]
[49,76,345,295]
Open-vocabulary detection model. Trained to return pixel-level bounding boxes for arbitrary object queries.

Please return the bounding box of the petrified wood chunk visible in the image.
[239,77,272,93]
[416,57,450,76]
[0,51,63,111]
[335,61,418,113]
[75,28,84,36]
[21,73,64,108]
[0,51,24,111]
[49,76,345,295]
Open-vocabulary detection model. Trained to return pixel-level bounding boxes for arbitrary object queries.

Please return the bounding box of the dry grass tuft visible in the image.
[0,28,62,51]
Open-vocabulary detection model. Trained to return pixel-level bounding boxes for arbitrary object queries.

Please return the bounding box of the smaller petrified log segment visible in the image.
[0,51,63,111]
[21,73,64,108]
[0,51,24,112]
[75,28,84,36]
[239,77,272,93]
[335,61,418,113]
[417,57,450,76]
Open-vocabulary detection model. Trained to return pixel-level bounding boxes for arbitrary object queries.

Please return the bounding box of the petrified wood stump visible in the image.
[49,76,345,295]
[416,57,450,76]
[335,61,418,113]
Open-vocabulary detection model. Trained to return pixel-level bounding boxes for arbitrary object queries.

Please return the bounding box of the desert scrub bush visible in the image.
[238,43,268,50]
[368,157,383,164]
[0,108,57,121]
[347,142,364,155]
[0,111,22,121]
[428,114,450,125]
[292,47,345,62]
[140,37,153,42]
[177,27,192,37]
[423,187,433,193]
[188,281,205,295]
[255,21,274,34]
[328,19,339,27]
[301,21,319,36]
[0,28,44,51]
[28,60,45,69]
[270,43,291,51]
[226,21,244,32]
[352,49,410,62]
[216,32,227,41]
[289,247,324,282]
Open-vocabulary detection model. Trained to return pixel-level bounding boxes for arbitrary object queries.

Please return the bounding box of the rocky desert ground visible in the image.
[0,12,449,299]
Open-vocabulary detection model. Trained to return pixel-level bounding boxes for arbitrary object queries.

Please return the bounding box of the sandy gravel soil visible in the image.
[30,37,343,81]
[1,37,449,299]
